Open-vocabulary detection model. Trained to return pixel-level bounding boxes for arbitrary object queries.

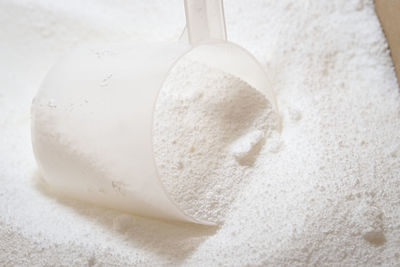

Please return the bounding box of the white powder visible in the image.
[2,0,400,266]
[154,58,279,224]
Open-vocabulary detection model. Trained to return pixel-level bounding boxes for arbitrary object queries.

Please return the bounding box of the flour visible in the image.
[154,58,279,224]
[2,0,400,266]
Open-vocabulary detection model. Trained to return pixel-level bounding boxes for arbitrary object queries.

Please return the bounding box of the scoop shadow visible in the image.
[32,169,218,263]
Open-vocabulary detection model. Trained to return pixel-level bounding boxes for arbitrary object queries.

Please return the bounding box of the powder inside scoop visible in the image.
[153,58,280,224]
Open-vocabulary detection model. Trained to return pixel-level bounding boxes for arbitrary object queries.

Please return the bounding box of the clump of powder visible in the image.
[153,58,280,224]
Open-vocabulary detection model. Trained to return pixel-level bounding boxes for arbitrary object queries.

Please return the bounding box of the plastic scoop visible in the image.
[31,0,278,225]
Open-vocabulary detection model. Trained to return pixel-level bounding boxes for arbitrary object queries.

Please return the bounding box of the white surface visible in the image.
[31,42,203,224]
[1,0,400,265]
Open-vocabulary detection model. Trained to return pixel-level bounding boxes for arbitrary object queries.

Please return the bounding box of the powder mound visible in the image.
[153,58,280,224]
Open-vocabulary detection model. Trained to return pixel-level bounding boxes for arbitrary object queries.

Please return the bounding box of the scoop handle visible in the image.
[184,0,227,44]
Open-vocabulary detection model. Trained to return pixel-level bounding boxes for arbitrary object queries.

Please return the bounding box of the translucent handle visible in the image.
[184,0,227,44]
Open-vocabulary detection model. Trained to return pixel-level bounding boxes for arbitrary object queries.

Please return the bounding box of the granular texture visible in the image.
[1,0,400,266]
[154,58,279,224]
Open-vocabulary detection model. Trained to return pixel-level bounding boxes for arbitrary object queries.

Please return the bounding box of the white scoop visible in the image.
[31,0,278,225]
